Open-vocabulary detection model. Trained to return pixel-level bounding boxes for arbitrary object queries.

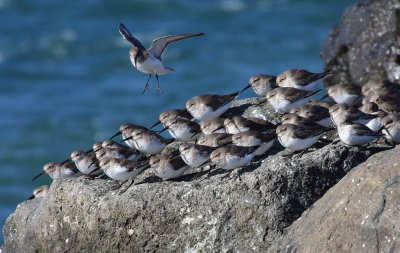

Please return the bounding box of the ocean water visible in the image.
[0,0,354,244]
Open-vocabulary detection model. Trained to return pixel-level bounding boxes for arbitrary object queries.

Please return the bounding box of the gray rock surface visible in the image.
[321,0,400,87]
[268,145,400,253]
[2,97,386,252]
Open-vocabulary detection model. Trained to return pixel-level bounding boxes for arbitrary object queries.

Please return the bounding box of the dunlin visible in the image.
[276,69,331,91]
[266,87,320,113]
[119,23,204,94]
[186,92,239,121]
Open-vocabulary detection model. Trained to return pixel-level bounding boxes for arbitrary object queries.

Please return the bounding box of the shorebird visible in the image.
[266,87,320,113]
[149,154,191,180]
[290,103,332,126]
[276,123,332,151]
[231,131,276,156]
[179,143,216,168]
[276,69,331,91]
[69,150,102,176]
[324,83,362,106]
[185,92,239,121]
[222,116,276,134]
[159,117,202,142]
[381,115,400,143]
[329,104,379,127]
[196,133,233,147]
[208,145,259,170]
[150,109,193,129]
[27,185,49,200]
[99,158,149,181]
[109,123,148,148]
[32,161,81,181]
[123,128,174,154]
[119,23,204,94]
[240,74,277,96]
[199,117,226,135]
[336,118,383,146]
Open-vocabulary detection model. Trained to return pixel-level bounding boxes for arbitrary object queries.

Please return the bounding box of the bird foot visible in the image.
[142,84,150,94]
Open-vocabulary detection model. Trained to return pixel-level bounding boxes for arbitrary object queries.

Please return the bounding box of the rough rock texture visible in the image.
[2,97,387,253]
[268,145,400,253]
[321,0,400,86]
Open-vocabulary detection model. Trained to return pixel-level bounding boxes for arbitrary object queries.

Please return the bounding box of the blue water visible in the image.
[0,0,354,244]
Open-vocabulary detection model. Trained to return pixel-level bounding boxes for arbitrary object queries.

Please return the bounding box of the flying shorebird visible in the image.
[119,23,204,94]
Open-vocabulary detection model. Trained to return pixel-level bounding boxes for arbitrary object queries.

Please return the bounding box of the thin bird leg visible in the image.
[118,179,135,195]
[220,169,234,181]
[142,74,152,94]
[156,74,162,95]
[111,180,128,191]
[193,167,205,180]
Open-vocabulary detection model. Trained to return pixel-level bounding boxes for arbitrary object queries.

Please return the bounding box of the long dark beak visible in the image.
[158,126,169,134]
[27,195,35,200]
[191,130,202,138]
[109,131,122,140]
[378,126,392,137]
[150,120,162,129]
[32,171,45,181]
[60,158,71,166]
[240,83,251,94]
[92,147,102,153]
[121,136,133,143]
[212,126,225,133]
[88,167,100,176]
[320,94,329,100]
[198,159,211,168]
[86,148,93,153]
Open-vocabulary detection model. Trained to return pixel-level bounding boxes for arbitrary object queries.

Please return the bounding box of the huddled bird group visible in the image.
[28,24,400,199]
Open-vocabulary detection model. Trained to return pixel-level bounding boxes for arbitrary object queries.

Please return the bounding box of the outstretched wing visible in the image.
[148,33,204,59]
[118,23,146,50]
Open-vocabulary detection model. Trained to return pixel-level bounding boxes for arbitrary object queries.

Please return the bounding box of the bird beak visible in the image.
[109,131,122,140]
[60,159,71,166]
[212,126,224,133]
[150,120,162,129]
[27,195,35,200]
[121,136,133,143]
[158,126,169,134]
[198,159,211,168]
[378,126,392,138]
[320,94,329,100]
[191,131,201,138]
[32,171,45,181]
[240,83,251,94]
[88,167,100,176]
[86,148,94,153]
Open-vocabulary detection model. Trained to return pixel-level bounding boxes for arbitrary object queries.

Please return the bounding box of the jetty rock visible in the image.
[1,97,387,252]
[321,0,400,86]
[3,0,400,251]
[268,145,400,253]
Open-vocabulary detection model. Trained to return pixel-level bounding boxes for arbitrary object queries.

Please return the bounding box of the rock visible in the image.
[268,145,400,253]
[2,97,388,252]
[321,0,400,87]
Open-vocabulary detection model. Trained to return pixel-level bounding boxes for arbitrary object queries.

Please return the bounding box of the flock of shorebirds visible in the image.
[28,24,400,199]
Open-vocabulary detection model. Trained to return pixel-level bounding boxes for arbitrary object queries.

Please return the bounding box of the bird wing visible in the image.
[118,23,146,50]
[205,92,239,110]
[148,33,204,59]
[284,88,320,103]
[353,124,383,137]
[295,69,332,86]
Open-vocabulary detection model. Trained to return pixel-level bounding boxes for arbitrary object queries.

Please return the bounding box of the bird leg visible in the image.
[142,74,152,94]
[118,179,135,195]
[156,74,162,95]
